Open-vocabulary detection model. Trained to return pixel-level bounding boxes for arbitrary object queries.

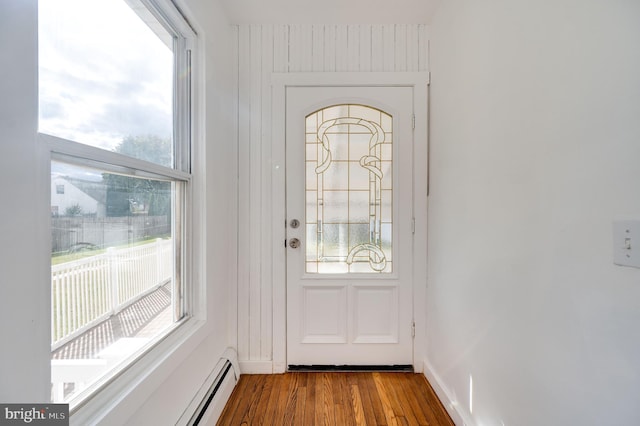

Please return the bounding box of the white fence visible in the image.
[51,238,172,349]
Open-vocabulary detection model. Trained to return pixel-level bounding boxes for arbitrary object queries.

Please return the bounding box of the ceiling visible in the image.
[217,0,442,24]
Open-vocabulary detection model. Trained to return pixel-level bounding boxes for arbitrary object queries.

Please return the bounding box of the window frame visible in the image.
[38,0,202,416]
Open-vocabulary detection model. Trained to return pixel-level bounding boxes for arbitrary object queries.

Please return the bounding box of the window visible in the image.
[39,0,195,407]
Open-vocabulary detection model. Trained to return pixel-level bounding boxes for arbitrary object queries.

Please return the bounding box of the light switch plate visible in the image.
[613,220,640,268]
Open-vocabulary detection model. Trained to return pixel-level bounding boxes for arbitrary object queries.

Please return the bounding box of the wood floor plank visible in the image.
[409,374,455,426]
[283,383,299,425]
[294,387,307,425]
[314,373,324,426]
[232,375,266,425]
[335,401,346,426]
[331,373,345,425]
[240,375,268,424]
[363,372,389,425]
[383,374,419,424]
[263,374,285,426]
[274,373,294,425]
[253,374,275,425]
[322,373,336,425]
[390,373,425,425]
[372,372,400,426]
[408,376,441,425]
[336,373,356,426]
[303,372,316,425]
[217,373,250,425]
[349,384,367,426]
[394,374,430,425]
[216,372,454,426]
[419,375,456,426]
[355,373,380,426]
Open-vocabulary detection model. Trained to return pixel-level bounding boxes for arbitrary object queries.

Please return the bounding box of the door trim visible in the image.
[271,72,429,373]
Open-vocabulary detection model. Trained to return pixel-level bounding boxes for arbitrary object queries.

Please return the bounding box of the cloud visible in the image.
[39,0,173,151]
[80,100,172,141]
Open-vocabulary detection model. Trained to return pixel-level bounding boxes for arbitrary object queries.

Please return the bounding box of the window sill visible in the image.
[70,315,208,425]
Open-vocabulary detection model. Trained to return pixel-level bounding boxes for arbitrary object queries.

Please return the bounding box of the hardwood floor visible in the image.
[217,372,455,425]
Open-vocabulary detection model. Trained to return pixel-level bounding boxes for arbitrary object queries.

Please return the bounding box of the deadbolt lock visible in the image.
[290,219,300,229]
[289,238,300,249]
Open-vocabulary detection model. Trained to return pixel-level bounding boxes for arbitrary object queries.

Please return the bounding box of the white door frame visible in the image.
[271,72,429,373]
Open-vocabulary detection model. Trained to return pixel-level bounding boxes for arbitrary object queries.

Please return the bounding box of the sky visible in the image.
[39,0,174,154]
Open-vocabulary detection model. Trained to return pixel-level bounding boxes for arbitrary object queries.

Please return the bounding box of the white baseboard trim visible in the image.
[239,360,274,374]
[273,361,287,374]
[423,358,475,426]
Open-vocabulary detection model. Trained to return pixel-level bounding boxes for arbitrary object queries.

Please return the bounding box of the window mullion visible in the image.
[44,133,191,181]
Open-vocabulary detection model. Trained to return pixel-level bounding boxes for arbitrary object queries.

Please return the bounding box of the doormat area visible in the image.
[287,365,414,372]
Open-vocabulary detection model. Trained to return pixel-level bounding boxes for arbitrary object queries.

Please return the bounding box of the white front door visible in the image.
[286,86,414,366]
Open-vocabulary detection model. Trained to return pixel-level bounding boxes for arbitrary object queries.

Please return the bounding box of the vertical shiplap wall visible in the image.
[237,24,429,368]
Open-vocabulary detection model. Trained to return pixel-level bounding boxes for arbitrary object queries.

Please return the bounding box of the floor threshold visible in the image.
[287,364,414,372]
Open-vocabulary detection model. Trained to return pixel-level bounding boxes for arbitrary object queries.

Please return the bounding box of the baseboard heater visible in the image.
[177,348,240,426]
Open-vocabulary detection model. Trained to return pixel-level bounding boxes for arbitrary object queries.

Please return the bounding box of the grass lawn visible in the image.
[51,237,169,265]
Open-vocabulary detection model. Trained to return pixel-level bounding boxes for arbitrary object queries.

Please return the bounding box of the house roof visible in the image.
[56,176,107,205]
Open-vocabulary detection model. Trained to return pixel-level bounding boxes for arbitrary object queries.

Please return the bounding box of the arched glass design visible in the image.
[305,104,393,274]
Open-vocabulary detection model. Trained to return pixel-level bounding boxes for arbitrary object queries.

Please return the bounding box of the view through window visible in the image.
[40,0,191,405]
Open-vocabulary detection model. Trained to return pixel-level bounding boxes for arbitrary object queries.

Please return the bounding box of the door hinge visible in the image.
[411,321,416,338]
[411,218,416,234]
[427,71,431,86]
[412,114,416,130]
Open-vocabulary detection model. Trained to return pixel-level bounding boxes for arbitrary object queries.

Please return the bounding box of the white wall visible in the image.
[427,1,640,425]
[0,0,50,403]
[0,0,238,423]
[236,24,429,370]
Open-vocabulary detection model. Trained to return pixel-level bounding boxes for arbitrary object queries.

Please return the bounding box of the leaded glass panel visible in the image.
[305,105,393,274]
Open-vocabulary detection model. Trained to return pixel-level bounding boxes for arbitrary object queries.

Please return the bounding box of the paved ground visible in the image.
[52,283,172,360]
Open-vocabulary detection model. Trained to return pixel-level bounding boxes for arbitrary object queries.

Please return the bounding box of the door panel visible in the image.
[286,86,413,366]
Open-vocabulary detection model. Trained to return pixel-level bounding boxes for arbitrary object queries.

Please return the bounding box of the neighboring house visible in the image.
[51,176,106,217]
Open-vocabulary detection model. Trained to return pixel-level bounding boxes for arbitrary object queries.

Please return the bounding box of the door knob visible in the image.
[289,238,300,249]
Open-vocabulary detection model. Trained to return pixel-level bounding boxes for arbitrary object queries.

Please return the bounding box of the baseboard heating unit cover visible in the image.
[177,347,240,426]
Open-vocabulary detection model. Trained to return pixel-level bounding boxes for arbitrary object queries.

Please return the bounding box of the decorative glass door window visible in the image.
[305,105,393,274]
